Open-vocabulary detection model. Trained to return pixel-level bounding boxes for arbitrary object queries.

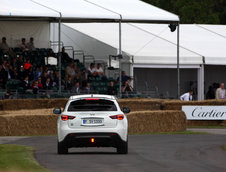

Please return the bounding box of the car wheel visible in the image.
[57,142,68,154]
[117,141,128,154]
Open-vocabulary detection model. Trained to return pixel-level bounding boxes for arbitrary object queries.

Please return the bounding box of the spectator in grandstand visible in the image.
[27,67,34,81]
[12,67,19,80]
[80,68,88,88]
[16,55,24,70]
[32,81,39,94]
[37,77,43,89]
[34,66,43,81]
[18,65,26,81]
[96,63,104,77]
[11,58,18,69]
[41,71,48,86]
[0,37,16,58]
[122,81,133,95]
[82,82,93,94]
[0,64,8,89]
[48,70,54,81]
[180,90,193,101]
[216,83,226,99]
[44,66,51,75]
[65,76,73,90]
[21,76,31,92]
[88,63,97,77]
[27,37,36,51]
[47,48,56,58]
[117,71,132,86]
[206,85,215,99]
[0,37,9,54]
[43,77,52,90]
[73,63,80,82]
[107,81,117,95]
[24,59,32,74]
[2,60,13,81]
[7,65,15,80]
[52,71,59,89]
[71,81,81,94]
[65,62,75,81]
[20,38,29,51]
[61,47,72,63]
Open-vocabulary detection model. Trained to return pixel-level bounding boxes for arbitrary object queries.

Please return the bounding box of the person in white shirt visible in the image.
[216,83,226,99]
[180,90,193,101]
[88,63,97,77]
[96,63,104,76]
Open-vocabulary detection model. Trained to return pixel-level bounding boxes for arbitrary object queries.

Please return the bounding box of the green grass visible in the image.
[0,144,49,172]
[188,126,226,129]
[221,145,226,150]
[130,130,209,135]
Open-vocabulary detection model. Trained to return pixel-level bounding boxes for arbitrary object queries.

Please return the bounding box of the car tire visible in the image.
[117,141,128,154]
[57,142,68,154]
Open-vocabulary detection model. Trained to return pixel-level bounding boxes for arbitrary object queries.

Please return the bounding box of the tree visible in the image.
[142,0,226,24]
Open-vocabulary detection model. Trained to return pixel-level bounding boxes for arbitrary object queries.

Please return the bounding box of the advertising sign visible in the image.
[182,106,226,120]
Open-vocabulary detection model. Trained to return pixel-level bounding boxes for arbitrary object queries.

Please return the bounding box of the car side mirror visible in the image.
[53,108,61,114]
[122,107,130,114]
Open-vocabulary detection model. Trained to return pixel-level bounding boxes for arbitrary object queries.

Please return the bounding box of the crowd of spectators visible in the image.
[0,36,134,99]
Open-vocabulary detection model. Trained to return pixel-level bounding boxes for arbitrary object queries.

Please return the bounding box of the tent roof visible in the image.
[83,0,179,23]
[0,0,59,20]
[133,24,226,65]
[0,0,179,23]
[63,23,203,65]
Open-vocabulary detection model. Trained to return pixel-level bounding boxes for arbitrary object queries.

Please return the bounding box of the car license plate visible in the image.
[83,119,103,124]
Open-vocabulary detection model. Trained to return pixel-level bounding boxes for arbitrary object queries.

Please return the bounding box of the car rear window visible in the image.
[67,99,117,111]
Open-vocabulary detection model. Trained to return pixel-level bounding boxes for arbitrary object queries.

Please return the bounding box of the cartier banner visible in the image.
[182,106,226,120]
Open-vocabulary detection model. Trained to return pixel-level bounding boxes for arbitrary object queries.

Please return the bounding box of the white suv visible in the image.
[53,94,130,154]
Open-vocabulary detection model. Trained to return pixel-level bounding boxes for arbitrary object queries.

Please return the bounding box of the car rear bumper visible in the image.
[59,132,127,148]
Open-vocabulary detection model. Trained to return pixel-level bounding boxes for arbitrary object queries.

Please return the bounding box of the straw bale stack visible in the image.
[127,110,186,133]
[0,109,57,136]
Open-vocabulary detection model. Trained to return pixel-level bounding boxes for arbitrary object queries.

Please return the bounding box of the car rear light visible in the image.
[91,138,95,143]
[61,115,76,121]
[110,115,124,120]
[85,98,99,100]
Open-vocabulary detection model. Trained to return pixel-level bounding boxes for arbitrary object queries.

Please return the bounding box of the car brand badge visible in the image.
[90,113,95,116]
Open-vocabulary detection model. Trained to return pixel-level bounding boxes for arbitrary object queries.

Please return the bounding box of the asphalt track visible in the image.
[1,133,226,172]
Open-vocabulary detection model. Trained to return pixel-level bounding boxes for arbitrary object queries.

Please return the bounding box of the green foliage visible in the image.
[222,144,226,150]
[142,0,226,24]
[0,144,49,172]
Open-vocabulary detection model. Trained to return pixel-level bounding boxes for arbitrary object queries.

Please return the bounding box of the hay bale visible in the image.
[118,98,162,111]
[127,110,186,133]
[162,99,226,110]
[0,114,57,136]
[0,116,8,136]
[0,109,57,136]
[47,98,67,108]
[0,98,67,110]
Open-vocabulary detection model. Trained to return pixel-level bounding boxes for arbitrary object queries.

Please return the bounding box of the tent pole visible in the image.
[58,13,62,95]
[118,16,122,98]
[177,23,180,99]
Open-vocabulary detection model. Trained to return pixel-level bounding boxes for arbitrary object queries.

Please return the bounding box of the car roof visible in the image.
[69,94,116,100]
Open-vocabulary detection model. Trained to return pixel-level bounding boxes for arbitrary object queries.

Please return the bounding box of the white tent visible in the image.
[62,23,202,65]
[59,23,226,99]
[133,24,226,65]
[0,0,180,96]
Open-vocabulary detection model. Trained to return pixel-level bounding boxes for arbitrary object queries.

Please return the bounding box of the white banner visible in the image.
[182,106,226,120]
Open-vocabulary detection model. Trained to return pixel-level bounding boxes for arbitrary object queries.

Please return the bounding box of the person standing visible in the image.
[27,37,36,51]
[180,90,193,101]
[216,83,226,99]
